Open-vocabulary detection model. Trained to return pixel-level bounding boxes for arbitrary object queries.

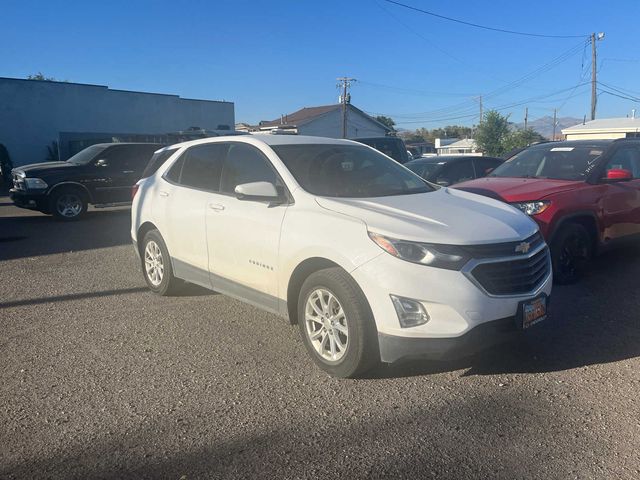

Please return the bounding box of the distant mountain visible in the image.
[515,116,582,140]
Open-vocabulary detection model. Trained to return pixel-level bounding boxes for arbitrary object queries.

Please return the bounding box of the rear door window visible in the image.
[177,143,228,191]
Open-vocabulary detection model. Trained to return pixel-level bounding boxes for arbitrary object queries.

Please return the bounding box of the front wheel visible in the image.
[551,223,593,284]
[298,267,379,378]
[50,188,87,220]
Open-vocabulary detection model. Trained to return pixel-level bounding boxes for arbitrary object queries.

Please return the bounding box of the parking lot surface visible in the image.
[1,196,639,479]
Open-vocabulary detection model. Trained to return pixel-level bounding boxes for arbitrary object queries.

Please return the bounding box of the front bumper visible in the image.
[9,189,48,210]
[351,249,553,362]
[378,312,548,363]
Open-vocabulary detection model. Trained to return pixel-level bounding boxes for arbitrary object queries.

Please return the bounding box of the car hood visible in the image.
[454,177,583,202]
[14,161,81,177]
[315,187,537,244]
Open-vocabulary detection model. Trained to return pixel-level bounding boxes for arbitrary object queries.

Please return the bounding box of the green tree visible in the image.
[375,115,396,131]
[502,128,546,155]
[27,72,56,81]
[475,110,510,157]
[27,72,68,82]
[400,125,474,144]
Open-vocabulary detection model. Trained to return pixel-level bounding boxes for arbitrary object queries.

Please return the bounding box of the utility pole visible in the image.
[479,95,483,124]
[552,108,558,140]
[337,77,356,138]
[524,107,528,130]
[591,32,605,120]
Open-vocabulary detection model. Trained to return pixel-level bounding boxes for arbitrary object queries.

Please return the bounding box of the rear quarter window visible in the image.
[142,149,177,178]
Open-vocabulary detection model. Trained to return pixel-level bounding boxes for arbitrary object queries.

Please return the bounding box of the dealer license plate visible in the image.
[520,296,547,330]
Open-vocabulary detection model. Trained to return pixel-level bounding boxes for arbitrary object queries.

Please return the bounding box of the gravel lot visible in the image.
[1,195,639,479]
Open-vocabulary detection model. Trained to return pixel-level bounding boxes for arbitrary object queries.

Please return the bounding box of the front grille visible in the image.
[470,246,550,296]
[463,232,545,258]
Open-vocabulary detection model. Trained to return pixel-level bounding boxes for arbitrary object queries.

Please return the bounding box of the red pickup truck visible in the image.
[456,139,640,283]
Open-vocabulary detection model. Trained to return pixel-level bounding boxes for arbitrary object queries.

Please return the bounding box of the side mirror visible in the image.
[235,181,281,202]
[95,159,109,167]
[604,168,633,182]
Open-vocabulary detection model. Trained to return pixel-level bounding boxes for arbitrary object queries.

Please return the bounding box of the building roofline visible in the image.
[561,127,640,134]
[0,76,232,104]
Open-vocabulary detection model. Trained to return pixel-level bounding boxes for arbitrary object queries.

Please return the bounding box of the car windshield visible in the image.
[489,144,605,180]
[272,144,434,198]
[66,145,107,165]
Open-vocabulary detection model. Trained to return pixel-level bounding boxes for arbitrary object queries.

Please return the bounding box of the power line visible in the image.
[361,40,587,121]
[597,88,640,103]
[597,81,640,99]
[381,0,589,39]
[358,80,477,98]
[368,83,589,121]
[389,82,590,125]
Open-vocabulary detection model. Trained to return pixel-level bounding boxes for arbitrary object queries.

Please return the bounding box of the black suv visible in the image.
[405,155,504,186]
[353,137,410,164]
[10,142,163,220]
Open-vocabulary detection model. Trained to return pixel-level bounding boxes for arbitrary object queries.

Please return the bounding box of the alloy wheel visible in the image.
[304,288,349,362]
[144,240,164,286]
[558,233,588,277]
[56,193,83,218]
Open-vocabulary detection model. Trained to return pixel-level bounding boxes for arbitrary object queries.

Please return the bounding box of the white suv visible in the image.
[132,135,552,377]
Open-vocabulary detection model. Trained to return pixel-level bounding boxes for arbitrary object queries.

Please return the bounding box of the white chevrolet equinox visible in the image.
[132,135,552,378]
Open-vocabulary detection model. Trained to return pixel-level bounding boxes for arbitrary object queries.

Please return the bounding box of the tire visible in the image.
[551,223,593,284]
[140,230,183,295]
[50,187,88,221]
[297,267,379,378]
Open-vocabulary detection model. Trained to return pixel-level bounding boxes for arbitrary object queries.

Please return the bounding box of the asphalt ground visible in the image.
[1,194,639,479]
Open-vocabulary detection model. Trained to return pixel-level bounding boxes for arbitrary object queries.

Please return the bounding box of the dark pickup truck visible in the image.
[10,142,163,220]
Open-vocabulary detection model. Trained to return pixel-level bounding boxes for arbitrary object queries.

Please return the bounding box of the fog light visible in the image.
[390,295,430,328]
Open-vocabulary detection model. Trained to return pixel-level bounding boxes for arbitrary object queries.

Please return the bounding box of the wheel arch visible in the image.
[137,221,160,258]
[286,257,344,325]
[48,182,93,203]
[548,212,599,253]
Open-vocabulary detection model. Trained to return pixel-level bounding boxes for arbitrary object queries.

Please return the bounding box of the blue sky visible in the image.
[2,0,639,129]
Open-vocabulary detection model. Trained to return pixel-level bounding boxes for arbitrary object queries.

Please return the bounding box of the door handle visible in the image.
[159,191,169,197]
[209,203,225,211]
[122,170,135,174]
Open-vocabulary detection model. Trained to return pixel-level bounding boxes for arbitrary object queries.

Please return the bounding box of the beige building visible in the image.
[435,138,480,156]
[562,117,640,140]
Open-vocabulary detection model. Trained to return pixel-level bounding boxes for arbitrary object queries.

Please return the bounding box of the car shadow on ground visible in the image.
[370,244,640,379]
[0,388,594,479]
[0,208,132,261]
[0,284,215,310]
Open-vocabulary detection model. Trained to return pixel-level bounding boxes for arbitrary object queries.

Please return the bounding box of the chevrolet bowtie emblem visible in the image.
[515,241,531,254]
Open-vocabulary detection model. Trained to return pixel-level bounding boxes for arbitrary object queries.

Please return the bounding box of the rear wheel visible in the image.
[297,267,379,378]
[141,230,183,295]
[50,187,87,220]
[551,223,593,284]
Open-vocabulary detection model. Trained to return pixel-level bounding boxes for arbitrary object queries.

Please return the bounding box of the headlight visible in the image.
[511,201,551,216]
[368,232,470,270]
[24,178,48,190]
